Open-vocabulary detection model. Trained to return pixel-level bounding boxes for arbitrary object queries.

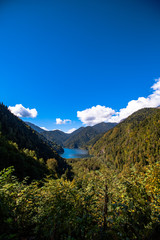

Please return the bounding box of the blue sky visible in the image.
[1,0,160,132]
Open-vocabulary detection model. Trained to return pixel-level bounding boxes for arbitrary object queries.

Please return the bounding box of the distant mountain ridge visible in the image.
[25,122,64,154]
[42,130,69,146]
[38,122,117,149]
[25,122,45,133]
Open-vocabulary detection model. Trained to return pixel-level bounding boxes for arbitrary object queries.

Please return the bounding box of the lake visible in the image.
[60,148,89,159]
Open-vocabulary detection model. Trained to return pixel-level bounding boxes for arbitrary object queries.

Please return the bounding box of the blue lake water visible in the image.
[60,148,89,159]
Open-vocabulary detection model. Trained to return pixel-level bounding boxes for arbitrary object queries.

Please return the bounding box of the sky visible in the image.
[1,0,160,132]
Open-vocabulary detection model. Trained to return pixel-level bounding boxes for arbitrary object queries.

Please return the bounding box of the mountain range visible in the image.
[1,102,160,180]
[1,103,160,240]
[26,122,117,149]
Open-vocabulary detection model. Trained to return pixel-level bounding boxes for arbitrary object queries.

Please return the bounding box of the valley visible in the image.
[27,121,117,150]
[0,103,160,240]
[1,0,160,239]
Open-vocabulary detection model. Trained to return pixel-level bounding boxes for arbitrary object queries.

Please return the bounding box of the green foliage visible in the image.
[0,134,49,181]
[1,157,160,240]
[64,123,116,149]
[64,126,99,149]
[0,103,69,179]
[66,157,104,179]
[91,108,160,169]
[0,103,61,161]
[1,107,160,239]
[46,158,58,174]
[0,168,104,239]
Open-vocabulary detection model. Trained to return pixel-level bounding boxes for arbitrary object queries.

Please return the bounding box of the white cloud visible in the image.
[8,104,37,118]
[66,128,77,134]
[109,78,160,122]
[40,127,49,131]
[77,105,115,126]
[77,78,160,125]
[56,118,71,124]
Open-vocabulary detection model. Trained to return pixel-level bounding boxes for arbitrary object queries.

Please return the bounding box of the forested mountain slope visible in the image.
[1,106,160,239]
[0,103,68,179]
[92,122,117,133]
[41,122,116,149]
[0,134,48,180]
[25,121,45,133]
[64,126,98,148]
[64,122,117,148]
[25,122,64,154]
[42,130,69,146]
[90,108,160,169]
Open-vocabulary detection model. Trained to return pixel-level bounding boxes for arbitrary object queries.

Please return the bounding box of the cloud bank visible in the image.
[66,128,77,134]
[77,78,160,126]
[8,104,38,118]
[56,118,71,125]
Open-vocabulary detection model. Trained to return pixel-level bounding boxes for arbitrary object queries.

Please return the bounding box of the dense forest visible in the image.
[0,105,160,239]
[0,103,69,180]
[25,122,45,133]
[90,108,160,169]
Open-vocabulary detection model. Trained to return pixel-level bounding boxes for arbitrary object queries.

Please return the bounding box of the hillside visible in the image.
[0,134,48,180]
[64,122,117,148]
[1,106,160,239]
[25,122,64,154]
[64,126,98,148]
[41,122,116,149]
[0,103,68,179]
[92,122,117,133]
[90,108,160,169]
[42,130,69,146]
[25,122,45,133]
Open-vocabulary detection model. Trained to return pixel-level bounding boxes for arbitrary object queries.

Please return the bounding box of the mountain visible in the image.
[42,130,69,146]
[25,122,64,154]
[0,103,68,180]
[63,122,117,149]
[92,122,117,133]
[41,122,116,149]
[25,122,45,133]
[64,126,98,148]
[90,108,160,169]
[69,127,85,137]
